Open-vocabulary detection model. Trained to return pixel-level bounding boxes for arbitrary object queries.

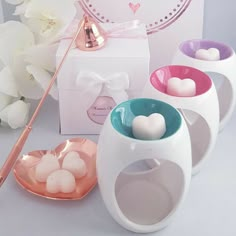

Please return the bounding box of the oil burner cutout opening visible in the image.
[115,159,185,226]
[150,65,212,97]
[205,72,233,125]
[181,110,211,168]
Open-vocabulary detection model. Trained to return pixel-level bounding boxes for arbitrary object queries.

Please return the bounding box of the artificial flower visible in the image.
[11,55,44,99]
[0,63,16,111]
[0,93,12,111]
[0,66,19,97]
[26,64,58,100]
[1,0,77,129]
[0,21,58,100]
[0,21,34,66]
[24,0,77,43]
[23,43,58,72]
[12,56,58,100]
[0,100,30,129]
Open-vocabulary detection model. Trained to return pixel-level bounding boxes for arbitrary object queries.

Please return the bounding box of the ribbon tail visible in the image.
[76,72,104,108]
[79,85,104,108]
[106,20,141,35]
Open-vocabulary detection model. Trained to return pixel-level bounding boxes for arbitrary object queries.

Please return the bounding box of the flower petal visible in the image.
[23,43,58,72]
[0,100,30,129]
[0,66,19,97]
[0,21,35,66]
[8,100,30,129]
[0,104,9,125]
[12,57,44,99]
[0,92,12,111]
[24,0,76,43]
[26,65,58,100]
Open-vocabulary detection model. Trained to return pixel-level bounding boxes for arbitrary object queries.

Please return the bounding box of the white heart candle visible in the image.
[195,48,220,61]
[167,77,196,97]
[132,113,166,140]
[35,154,60,183]
[62,151,87,179]
[46,169,76,194]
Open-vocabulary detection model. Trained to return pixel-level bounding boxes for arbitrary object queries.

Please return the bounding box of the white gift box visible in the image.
[56,24,150,135]
[77,0,204,71]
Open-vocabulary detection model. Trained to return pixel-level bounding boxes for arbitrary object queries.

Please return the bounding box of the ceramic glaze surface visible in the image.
[150,65,212,96]
[173,40,236,131]
[97,98,192,233]
[143,65,219,174]
[180,39,233,60]
[111,99,181,139]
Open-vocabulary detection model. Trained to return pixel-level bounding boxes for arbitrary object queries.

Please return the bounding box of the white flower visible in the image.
[0,100,30,129]
[12,56,58,100]
[0,21,34,66]
[26,65,58,100]
[24,0,77,43]
[23,43,58,72]
[5,0,31,15]
[12,55,44,99]
[0,21,58,100]
[0,93,12,111]
[0,62,13,111]
[0,66,19,97]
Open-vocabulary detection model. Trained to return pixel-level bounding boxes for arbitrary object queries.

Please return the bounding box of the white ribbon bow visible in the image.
[76,71,130,108]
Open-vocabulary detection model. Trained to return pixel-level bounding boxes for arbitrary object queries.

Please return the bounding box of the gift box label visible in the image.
[87,96,116,125]
[77,0,204,70]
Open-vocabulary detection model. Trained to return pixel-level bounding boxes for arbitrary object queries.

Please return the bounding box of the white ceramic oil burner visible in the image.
[97,98,192,233]
[173,39,236,131]
[143,65,219,174]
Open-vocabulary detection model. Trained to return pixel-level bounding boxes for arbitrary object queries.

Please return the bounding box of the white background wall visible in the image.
[1,0,236,48]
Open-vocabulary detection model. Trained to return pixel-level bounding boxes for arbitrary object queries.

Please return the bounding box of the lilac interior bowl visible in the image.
[179,39,234,60]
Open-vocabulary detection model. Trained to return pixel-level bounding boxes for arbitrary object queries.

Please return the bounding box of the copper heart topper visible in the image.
[14,138,97,200]
[0,15,106,188]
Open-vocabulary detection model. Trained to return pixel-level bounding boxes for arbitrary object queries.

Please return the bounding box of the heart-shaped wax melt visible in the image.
[195,48,220,61]
[62,151,87,179]
[132,113,166,140]
[35,154,60,183]
[14,138,97,200]
[46,170,76,194]
[167,77,196,97]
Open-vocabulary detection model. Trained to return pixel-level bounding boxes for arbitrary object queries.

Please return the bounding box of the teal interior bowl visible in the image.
[111,98,182,140]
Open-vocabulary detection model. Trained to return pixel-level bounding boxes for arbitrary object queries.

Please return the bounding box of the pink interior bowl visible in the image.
[150,65,212,97]
[179,39,234,60]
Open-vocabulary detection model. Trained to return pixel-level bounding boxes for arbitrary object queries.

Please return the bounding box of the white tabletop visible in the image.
[0,97,236,236]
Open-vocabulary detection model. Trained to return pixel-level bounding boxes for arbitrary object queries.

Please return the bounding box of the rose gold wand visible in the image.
[0,24,82,187]
[0,14,107,188]
[0,15,106,188]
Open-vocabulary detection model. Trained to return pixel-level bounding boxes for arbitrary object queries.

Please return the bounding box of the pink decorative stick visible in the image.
[0,20,84,188]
